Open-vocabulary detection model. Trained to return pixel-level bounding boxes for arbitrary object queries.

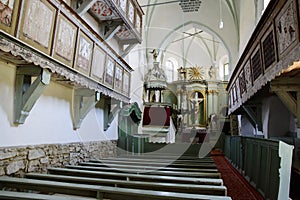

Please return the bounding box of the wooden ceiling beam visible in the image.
[76,0,98,16]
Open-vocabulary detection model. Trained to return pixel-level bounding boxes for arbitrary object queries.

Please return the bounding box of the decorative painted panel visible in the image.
[0,0,19,34]
[19,0,56,54]
[75,32,93,75]
[239,70,246,95]
[119,0,127,13]
[89,0,118,21]
[232,83,237,103]
[54,15,77,67]
[251,47,262,81]
[114,64,123,92]
[91,45,106,82]
[116,25,131,39]
[275,0,297,55]
[123,70,130,96]
[104,56,115,86]
[135,12,141,33]
[244,60,252,90]
[229,91,233,109]
[112,0,119,6]
[235,78,240,100]
[128,0,134,24]
[262,28,276,70]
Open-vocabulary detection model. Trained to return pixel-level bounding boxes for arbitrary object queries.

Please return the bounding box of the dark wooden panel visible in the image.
[262,30,276,70]
[251,48,263,81]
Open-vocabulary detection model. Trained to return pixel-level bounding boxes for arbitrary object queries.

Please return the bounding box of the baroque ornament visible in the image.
[188,66,204,80]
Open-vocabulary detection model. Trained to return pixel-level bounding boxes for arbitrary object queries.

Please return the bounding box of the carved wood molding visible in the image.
[229,44,300,114]
[0,33,130,103]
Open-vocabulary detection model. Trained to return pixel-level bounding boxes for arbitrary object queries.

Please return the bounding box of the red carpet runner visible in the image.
[211,150,264,200]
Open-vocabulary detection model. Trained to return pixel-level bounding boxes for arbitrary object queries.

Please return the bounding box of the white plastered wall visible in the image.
[0,61,117,147]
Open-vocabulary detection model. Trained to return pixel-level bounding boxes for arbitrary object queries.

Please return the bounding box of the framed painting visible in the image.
[104,56,115,87]
[228,91,232,109]
[243,60,252,90]
[75,31,93,75]
[235,77,240,100]
[119,0,127,13]
[0,0,20,34]
[275,0,298,57]
[19,0,57,55]
[128,0,134,24]
[239,70,246,95]
[91,45,106,82]
[123,70,130,96]
[232,83,237,103]
[53,14,77,67]
[114,64,123,92]
[112,0,119,7]
[135,12,141,33]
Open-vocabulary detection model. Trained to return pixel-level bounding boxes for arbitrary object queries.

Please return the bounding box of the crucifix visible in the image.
[190,92,203,126]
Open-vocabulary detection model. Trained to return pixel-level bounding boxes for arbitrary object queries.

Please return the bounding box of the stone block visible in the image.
[40,157,49,164]
[0,151,17,160]
[0,167,5,176]
[6,160,25,175]
[28,149,45,160]
[28,160,40,172]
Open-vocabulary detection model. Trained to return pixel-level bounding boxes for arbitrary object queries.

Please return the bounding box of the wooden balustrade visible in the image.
[225,136,282,199]
[227,0,300,114]
[0,0,144,101]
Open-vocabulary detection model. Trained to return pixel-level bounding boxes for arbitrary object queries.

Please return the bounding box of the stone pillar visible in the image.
[207,90,213,117]
[212,90,219,114]
[177,90,181,110]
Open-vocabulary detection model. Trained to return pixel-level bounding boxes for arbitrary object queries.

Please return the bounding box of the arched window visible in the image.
[219,55,229,81]
[165,58,178,82]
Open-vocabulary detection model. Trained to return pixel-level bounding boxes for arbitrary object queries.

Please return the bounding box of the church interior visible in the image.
[0,0,299,199]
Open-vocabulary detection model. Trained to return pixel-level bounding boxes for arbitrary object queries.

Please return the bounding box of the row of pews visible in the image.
[0,154,232,199]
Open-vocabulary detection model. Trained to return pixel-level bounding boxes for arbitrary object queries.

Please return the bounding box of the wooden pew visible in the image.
[26,173,227,196]
[119,154,210,160]
[65,165,221,178]
[0,176,232,200]
[0,190,88,200]
[89,159,217,169]
[80,161,219,173]
[101,157,215,164]
[47,167,224,185]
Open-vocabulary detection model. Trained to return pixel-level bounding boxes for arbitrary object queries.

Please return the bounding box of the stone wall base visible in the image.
[0,140,117,177]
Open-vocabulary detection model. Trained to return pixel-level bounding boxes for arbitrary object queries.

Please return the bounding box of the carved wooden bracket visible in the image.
[104,97,121,131]
[273,91,297,116]
[119,40,138,57]
[75,0,98,16]
[73,88,101,129]
[242,104,262,131]
[14,66,51,124]
[101,21,123,41]
[271,78,300,126]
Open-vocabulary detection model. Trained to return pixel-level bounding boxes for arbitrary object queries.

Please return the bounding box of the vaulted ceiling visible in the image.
[138,0,268,79]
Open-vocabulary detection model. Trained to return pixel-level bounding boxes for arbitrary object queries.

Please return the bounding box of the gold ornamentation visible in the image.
[188,66,204,80]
